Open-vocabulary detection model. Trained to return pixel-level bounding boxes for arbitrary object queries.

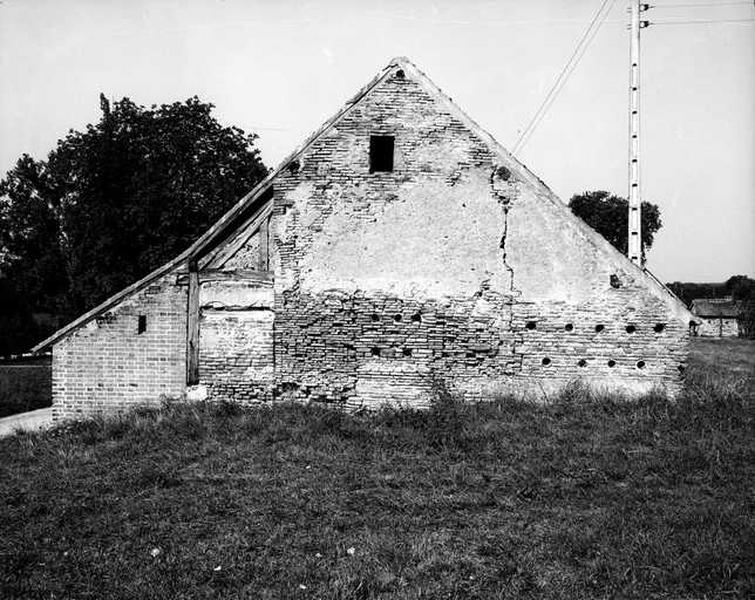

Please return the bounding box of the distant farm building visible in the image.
[33,57,695,421]
[690,297,741,337]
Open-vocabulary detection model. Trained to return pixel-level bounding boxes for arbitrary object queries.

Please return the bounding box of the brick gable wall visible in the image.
[267,66,689,405]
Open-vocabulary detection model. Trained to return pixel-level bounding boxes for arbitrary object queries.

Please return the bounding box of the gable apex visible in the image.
[32,56,692,352]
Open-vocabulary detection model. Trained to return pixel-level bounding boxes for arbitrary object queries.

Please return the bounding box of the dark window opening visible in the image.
[565,323,574,332]
[541,357,551,366]
[411,313,422,323]
[636,360,646,369]
[137,315,147,334]
[595,324,605,333]
[371,347,381,356]
[369,135,394,173]
[654,323,666,333]
[626,324,636,334]
[402,348,412,357]
[394,314,402,322]
[526,321,537,330]
[578,359,587,368]
[607,359,616,368]
[371,313,380,322]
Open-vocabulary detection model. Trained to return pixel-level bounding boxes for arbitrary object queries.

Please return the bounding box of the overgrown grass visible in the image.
[1,341,753,599]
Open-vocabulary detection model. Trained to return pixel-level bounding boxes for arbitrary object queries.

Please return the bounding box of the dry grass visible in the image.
[0,339,752,599]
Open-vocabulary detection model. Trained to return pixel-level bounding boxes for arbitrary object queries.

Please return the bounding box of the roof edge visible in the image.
[31,59,402,353]
[395,58,695,323]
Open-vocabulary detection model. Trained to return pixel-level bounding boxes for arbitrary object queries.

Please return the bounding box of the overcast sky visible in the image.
[1,0,753,283]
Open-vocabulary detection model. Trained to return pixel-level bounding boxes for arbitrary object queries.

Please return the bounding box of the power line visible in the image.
[651,17,755,24]
[652,2,752,7]
[512,0,617,154]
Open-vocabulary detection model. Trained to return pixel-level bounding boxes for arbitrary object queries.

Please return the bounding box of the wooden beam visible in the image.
[200,203,273,270]
[175,269,273,286]
[258,215,270,271]
[186,260,200,386]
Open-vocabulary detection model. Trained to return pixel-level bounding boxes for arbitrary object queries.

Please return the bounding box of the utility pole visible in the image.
[628,1,649,266]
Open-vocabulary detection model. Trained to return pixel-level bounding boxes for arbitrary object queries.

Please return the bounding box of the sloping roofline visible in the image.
[32,56,693,352]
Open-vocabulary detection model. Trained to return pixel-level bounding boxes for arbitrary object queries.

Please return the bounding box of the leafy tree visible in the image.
[568,190,662,265]
[0,95,267,352]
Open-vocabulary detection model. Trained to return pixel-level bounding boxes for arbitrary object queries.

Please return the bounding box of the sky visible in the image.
[1,0,753,283]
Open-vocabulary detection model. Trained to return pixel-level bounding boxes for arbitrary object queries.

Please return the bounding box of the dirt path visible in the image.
[0,407,53,437]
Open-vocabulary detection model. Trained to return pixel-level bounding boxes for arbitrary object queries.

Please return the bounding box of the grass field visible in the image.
[0,359,52,419]
[0,339,753,599]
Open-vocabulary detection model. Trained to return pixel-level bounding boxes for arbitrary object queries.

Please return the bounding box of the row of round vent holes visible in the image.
[372,313,422,323]
[526,321,666,334]
[541,357,646,369]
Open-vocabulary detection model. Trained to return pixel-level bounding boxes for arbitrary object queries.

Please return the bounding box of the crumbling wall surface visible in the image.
[198,279,274,402]
[505,187,690,397]
[52,272,186,420]
[272,68,519,407]
[270,65,689,405]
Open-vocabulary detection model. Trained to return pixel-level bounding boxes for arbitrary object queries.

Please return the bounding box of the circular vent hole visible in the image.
[636,360,646,369]
[626,324,636,334]
[526,321,537,330]
[395,69,405,79]
[541,357,551,366]
[565,323,574,332]
[370,347,381,356]
[371,313,380,322]
[578,359,587,368]
[411,313,421,323]
[394,314,402,322]
[678,364,686,374]
[595,324,605,333]
[654,323,666,333]
[402,348,412,357]
[607,359,616,368]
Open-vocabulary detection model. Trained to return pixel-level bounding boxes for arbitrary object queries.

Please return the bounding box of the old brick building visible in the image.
[690,298,741,337]
[34,57,695,420]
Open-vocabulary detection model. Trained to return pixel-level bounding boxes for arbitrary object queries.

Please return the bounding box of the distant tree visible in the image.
[726,275,755,338]
[568,190,662,265]
[0,95,267,352]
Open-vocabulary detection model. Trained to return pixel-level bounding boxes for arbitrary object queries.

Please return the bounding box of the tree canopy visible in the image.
[0,95,267,352]
[568,190,662,265]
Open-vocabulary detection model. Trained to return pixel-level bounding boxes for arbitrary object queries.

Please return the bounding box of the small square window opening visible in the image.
[369,135,394,173]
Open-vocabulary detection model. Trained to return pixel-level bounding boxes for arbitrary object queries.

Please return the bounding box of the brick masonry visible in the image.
[48,59,694,418]
[52,272,186,420]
